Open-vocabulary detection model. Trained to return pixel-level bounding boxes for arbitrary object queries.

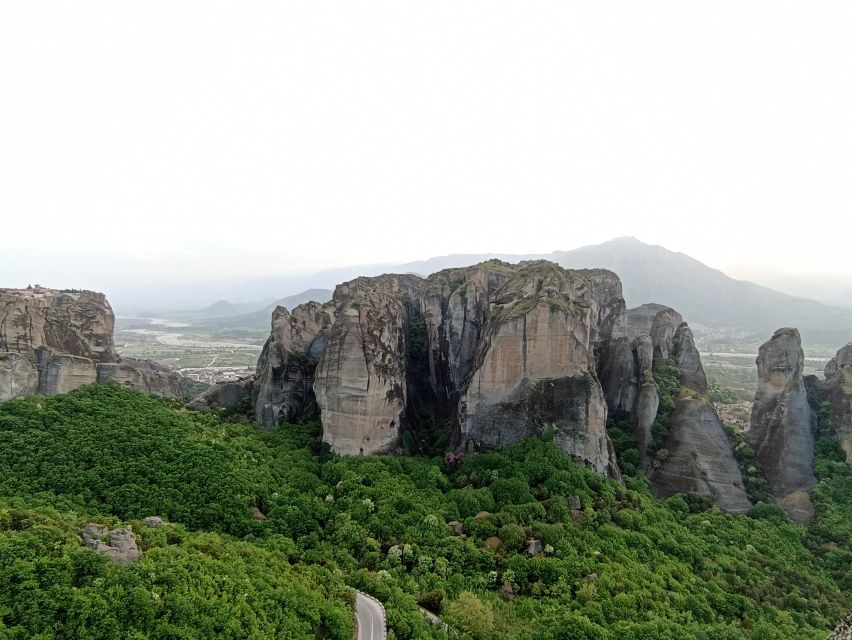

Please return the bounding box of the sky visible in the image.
[1,2,851,300]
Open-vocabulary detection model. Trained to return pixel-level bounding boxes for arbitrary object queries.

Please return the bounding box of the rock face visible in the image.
[258,261,626,476]
[626,304,683,365]
[253,302,333,429]
[824,343,852,461]
[749,328,817,521]
[0,286,186,402]
[96,359,185,397]
[188,376,254,412]
[315,275,422,455]
[433,262,620,477]
[0,287,117,361]
[252,260,752,506]
[648,323,752,513]
[0,352,39,402]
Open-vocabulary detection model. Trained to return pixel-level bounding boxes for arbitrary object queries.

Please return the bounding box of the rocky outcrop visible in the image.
[253,302,333,429]
[749,328,817,522]
[253,261,754,505]
[648,323,752,513]
[828,613,852,640]
[627,304,683,365]
[96,358,186,397]
[81,523,142,566]
[439,262,620,477]
[188,376,254,412]
[315,275,423,455]
[1,287,117,361]
[824,343,852,461]
[0,287,186,402]
[35,348,98,395]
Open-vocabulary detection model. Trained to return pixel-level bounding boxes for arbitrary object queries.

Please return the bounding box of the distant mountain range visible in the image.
[153,238,852,346]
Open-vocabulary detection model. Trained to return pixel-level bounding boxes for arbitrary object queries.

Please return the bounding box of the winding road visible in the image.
[355,592,386,640]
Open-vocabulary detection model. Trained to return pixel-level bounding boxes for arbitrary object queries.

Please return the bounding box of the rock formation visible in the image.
[749,328,817,522]
[647,323,752,513]
[188,376,254,412]
[1,287,117,361]
[257,262,631,477]
[251,260,753,509]
[81,523,142,566]
[0,286,186,402]
[315,275,422,456]
[430,262,620,477]
[253,302,334,429]
[823,343,852,462]
[828,613,852,640]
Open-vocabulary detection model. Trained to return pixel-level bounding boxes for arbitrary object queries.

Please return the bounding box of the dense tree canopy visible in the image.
[1,384,851,639]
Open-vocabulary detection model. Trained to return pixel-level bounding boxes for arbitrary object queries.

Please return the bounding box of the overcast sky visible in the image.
[1,2,850,295]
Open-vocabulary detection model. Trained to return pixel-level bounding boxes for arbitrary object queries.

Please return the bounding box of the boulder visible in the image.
[748,328,817,521]
[188,376,254,411]
[82,523,142,566]
[526,539,543,556]
[143,516,164,528]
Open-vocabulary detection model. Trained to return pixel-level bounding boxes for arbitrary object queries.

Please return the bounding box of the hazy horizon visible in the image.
[2,2,851,307]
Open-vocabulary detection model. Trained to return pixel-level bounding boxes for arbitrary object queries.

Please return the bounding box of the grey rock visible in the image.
[188,376,253,411]
[253,302,334,430]
[143,516,164,528]
[97,358,186,398]
[0,287,185,403]
[748,328,817,522]
[648,323,751,514]
[823,343,852,462]
[34,348,97,395]
[316,275,423,455]
[828,613,852,640]
[0,287,118,361]
[0,352,39,402]
[567,495,582,510]
[626,304,683,365]
[526,539,543,556]
[82,523,142,566]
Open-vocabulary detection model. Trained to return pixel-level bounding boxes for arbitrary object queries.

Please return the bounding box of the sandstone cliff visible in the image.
[431,262,620,477]
[315,275,422,456]
[1,287,118,361]
[253,302,333,429]
[749,328,817,522]
[251,261,755,505]
[823,343,852,462]
[0,287,185,402]
[648,323,752,513]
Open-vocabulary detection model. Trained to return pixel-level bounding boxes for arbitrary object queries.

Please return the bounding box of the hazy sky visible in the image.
[1,2,850,293]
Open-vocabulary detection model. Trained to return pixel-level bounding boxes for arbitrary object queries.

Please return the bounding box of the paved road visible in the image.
[355,592,386,640]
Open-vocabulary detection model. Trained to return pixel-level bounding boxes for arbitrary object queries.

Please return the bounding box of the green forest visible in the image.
[2,384,851,639]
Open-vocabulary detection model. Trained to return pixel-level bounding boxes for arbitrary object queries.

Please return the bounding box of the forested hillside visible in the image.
[2,385,851,639]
